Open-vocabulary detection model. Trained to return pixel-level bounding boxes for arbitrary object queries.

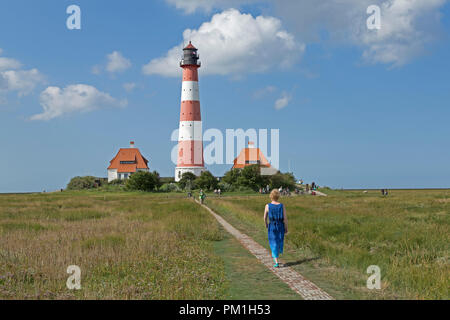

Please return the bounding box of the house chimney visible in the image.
[130,141,135,148]
[248,141,255,148]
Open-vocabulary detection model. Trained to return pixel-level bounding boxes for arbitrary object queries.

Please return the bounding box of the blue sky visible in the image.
[0,0,449,192]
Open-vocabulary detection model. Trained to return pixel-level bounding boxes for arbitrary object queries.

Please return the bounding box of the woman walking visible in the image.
[264,189,288,268]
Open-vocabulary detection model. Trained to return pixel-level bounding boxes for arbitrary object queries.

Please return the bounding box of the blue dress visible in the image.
[267,203,285,258]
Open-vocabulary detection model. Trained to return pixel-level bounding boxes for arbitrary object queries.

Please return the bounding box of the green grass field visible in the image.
[0,189,448,299]
[207,189,450,299]
[0,191,297,300]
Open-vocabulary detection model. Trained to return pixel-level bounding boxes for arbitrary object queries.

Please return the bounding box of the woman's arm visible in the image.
[283,205,288,234]
[264,204,268,228]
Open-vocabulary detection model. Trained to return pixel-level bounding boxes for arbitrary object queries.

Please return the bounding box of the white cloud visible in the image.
[30,84,128,121]
[274,0,448,67]
[106,51,131,73]
[274,91,291,110]
[166,0,448,67]
[92,51,132,75]
[359,0,447,66]
[142,9,304,77]
[0,57,22,71]
[0,69,45,97]
[0,50,45,98]
[123,82,137,92]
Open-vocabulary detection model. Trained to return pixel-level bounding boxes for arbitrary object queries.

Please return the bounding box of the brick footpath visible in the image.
[198,201,334,300]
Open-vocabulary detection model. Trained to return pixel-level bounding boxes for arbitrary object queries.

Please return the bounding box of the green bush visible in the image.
[179,172,197,190]
[125,171,161,192]
[67,176,98,190]
[221,166,296,192]
[196,171,218,191]
[236,165,267,191]
[268,172,296,190]
[108,179,125,185]
[160,183,181,193]
[222,168,241,185]
[217,182,231,192]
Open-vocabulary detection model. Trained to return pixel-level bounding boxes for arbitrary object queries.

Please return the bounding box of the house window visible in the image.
[120,161,136,164]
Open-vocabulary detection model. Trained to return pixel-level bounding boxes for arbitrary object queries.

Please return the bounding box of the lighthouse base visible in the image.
[175,167,206,182]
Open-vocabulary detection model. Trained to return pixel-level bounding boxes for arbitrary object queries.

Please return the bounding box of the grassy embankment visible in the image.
[207,189,449,300]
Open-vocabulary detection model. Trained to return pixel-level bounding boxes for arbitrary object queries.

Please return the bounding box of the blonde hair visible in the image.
[270,189,280,201]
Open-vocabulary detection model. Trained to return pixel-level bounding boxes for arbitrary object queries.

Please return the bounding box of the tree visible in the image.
[236,165,266,191]
[196,171,218,191]
[268,172,296,190]
[222,168,241,185]
[178,172,197,190]
[125,171,160,192]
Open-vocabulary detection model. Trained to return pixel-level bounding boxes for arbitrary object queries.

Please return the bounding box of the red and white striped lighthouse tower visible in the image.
[175,41,206,181]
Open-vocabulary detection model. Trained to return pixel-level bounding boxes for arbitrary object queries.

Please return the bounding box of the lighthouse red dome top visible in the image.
[184,41,197,50]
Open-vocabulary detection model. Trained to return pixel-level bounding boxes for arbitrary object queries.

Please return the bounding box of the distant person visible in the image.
[385,189,389,196]
[306,184,310,193]
[218,188,221,197]
[381,189,385,196]
[264,189,288,268]
[199,189,206,204]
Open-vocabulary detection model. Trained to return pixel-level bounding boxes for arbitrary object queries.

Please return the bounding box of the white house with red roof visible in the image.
[232,142,278,176]
[107,141,149,182]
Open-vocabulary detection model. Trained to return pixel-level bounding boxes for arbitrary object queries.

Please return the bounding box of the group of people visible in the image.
[213,189,222,196]
[278,187,291,196]
[259,186,293,196]
[259,185,271,194]
[381,189,389,196]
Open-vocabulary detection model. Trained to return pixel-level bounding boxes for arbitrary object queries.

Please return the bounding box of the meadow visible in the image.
[0,191,298,300]
[0,189,448,299]
[207,189,450,299]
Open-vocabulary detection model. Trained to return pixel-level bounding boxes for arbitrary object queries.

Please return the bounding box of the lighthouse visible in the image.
[175,42,206,182]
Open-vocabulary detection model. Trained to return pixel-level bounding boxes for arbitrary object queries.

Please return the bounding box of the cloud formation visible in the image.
[92,51,132,75]
[0,49,45,98]
[165,0,448,67]
[30,84,127,121]
[143,9,304,77]
[274,91,291,110]
[106,51,132,73]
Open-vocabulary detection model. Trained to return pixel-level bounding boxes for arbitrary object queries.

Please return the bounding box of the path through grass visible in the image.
[207,190,449,300]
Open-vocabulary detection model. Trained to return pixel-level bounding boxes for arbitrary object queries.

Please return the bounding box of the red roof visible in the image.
[232,147,272,169]
[184,41,197,50]
[108,147,149,173]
